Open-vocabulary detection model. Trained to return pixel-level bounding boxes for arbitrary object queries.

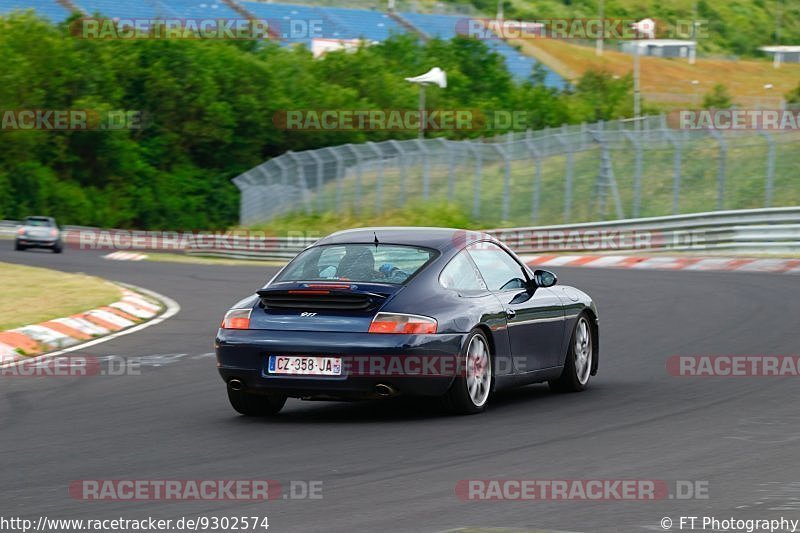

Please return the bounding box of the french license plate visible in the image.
[268,355,342,376]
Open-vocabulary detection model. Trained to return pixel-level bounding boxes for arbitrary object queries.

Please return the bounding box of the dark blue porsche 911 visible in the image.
[216,227,598,415]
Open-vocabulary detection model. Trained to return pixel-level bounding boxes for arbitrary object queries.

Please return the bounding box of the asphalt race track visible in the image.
[1,246,799,533]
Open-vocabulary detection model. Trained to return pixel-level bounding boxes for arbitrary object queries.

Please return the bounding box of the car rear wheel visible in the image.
[14,241,25,251]
[549,313,594,392]
[52,241,63,253]
[444,329,492,414]
[227,387,287,416]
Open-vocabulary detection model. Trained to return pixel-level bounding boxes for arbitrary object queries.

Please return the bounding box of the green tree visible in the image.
[702,84,734,109]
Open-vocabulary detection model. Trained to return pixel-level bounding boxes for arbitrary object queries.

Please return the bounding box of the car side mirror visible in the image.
[532,269,558,288]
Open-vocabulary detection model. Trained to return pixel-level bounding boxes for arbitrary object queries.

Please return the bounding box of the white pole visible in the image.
[634,43,641,129]
[596,0,604,56]
[419,84,426,139]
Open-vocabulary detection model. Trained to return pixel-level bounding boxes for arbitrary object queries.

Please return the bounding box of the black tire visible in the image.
[14,241,25,251]
[228,388,286,416]
[549,313,594,393]
[443,329,493,415]
[52,241,63,254]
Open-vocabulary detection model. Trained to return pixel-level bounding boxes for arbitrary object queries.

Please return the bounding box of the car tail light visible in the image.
[17,228,24,235]
[50,229,58,237]
[368,313,437,334]
[221,308,251,330]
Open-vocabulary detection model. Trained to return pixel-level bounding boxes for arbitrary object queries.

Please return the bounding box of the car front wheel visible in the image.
[550,313,594,392]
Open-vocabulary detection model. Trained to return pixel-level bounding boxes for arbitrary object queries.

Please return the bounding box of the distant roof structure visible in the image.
[760,45,800,53]
[627,39,697,48]
[759,45,800,67]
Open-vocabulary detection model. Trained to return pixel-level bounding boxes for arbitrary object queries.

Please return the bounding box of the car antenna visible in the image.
[373,232,380,249]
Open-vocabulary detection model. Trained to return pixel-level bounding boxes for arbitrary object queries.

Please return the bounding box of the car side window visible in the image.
[440,251,487,292]
[467,242,527,291]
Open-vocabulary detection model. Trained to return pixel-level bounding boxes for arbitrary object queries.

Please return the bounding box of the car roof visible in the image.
[315,227,493,252]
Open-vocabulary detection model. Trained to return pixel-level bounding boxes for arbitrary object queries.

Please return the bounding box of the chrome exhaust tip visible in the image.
[374,383,397,397]
[228,379,244,392]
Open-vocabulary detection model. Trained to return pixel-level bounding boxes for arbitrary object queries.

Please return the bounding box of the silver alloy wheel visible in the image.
[465,334,491,407]
[574,317,592,385]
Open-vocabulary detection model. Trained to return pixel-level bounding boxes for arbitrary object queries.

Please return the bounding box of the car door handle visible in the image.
[505,308,516,318]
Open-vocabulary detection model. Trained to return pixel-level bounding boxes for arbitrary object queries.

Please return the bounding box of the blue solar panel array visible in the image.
[401,12,565,87]
[242,2,336,46]
[0,0,71,22]
[0,0,565,87]
[242,1,401,46]
[78,0,239,19]
[314,6,399,41]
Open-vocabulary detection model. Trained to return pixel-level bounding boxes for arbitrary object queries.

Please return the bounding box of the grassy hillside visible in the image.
[513,38,800,109]
[431,0,800,56]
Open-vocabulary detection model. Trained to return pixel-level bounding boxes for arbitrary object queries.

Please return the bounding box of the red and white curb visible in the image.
[104,251,148,261]
[521,254,800,274]
[0,284,178,365]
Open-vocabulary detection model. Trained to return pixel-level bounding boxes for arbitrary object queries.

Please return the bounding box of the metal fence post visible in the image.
[493,143,511,221]
[387,140,407,209]
[524,138,542,223]
[308,150,324,213]
[759,131,776,207]
[468,142,482,219]
[709,130,727,210]
[593,132,624,220]
[622,130,643,218]
[343,144,362,208]
[330,148,344,214]
[665,131,682,215]
[366,142,384,213]
[555,134,573,223]
[447,142,457,201]
[580,122,588,150]
[286,152,311,214]
[273,157,291,218]
[415,139,430,199]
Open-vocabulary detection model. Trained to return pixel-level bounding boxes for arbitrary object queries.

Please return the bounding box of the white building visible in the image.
[760,46,800,68]
[621,39,697,64]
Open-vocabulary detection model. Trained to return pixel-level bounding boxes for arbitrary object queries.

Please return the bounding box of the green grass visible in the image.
[250,201,484,235]
[0,262,121,330]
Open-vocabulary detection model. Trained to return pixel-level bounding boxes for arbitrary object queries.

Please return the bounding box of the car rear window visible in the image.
[276,244,436,285]
[24,217,53,227]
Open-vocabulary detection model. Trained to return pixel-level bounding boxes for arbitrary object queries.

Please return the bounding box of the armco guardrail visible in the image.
[3,207,800,259]
[487,206,800,255]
